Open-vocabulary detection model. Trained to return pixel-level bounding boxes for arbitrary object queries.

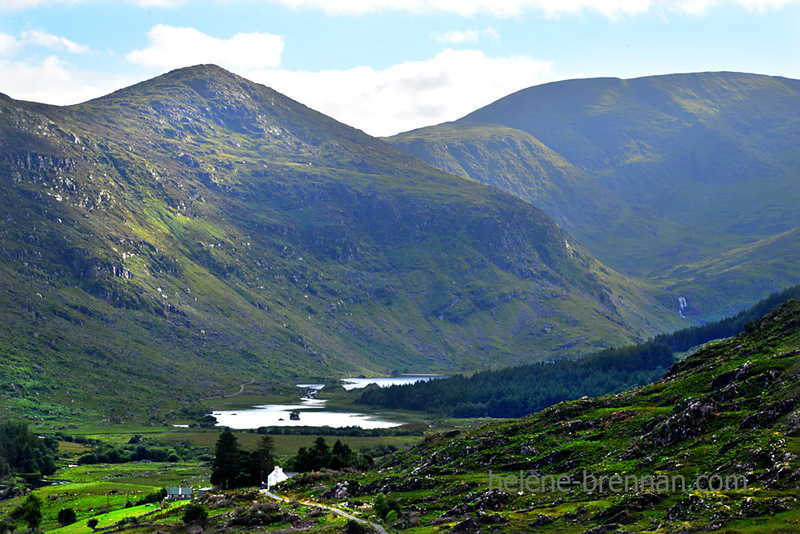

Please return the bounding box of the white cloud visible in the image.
[0,56,132,104]
[0,0,182,8]
[245,49,556,136]
[432,26,500,44]
[129,0,185,6]
[267,0,798,18]
[126,25,284,70]
[677,0,793,12]
[21,29,89,53]
[0,0,794,15]
[0,33,21,55]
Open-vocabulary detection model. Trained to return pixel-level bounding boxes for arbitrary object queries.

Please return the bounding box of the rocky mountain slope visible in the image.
[388,72,800,319]
[0,65,681,419]
[293,299,800,532]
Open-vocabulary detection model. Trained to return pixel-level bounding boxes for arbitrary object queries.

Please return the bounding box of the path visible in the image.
[201,378,256,401]
[260,488,388,534]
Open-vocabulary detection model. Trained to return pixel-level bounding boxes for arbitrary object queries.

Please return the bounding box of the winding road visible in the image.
[260,488,388,534]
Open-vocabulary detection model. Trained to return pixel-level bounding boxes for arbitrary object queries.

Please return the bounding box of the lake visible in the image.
[340,374,444,390]
[212,375,441,429]
[212,397,401,429]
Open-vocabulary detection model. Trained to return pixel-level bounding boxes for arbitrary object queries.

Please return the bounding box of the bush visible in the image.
[136,488,166,506]
[343,519,369,534]
[182,504,208,524]
[372,494,389,519]
[86,518,98,529]
[57,508,77,526]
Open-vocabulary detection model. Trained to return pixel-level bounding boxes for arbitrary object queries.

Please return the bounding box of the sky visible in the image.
[1,0,799,136]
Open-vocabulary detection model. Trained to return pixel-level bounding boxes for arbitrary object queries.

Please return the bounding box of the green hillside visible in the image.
[388,72,800,318]
[0,65,681,420]
[661,227,800,321]
[290,299,800,532]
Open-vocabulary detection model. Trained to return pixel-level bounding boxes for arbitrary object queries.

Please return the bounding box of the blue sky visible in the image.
[1,0,798,135]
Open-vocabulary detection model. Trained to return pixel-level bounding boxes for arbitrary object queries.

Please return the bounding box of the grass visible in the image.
[275,301,800,532]
[1,64,691,426]
[0,462,206,532]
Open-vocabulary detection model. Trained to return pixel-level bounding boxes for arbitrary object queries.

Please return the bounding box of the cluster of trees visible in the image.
[358,344,673,418]
[78,441,195,465]
[653,284,800,352]
[288,437,362,472]
[210,431,274,489]
[359,285,800,418]
[0,422,57,481]
[251,424,424,437]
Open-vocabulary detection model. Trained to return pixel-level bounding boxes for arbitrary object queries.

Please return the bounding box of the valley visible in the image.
[388,72,800,320]
[2,66,800,533]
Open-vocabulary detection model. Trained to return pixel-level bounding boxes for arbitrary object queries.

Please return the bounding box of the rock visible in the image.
[739,399,795,430]
[653,399,718,445]
[321,482,350,500]
[528,514,554,527]
[582,525,621,534]
[476,510,508,524]
[667,494,705,521]
[710,362,752,389]
[450,516,481,533]
[439,489,509,519]
[306,507,327,518]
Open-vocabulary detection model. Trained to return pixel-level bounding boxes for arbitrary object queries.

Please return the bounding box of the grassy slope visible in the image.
[388,72,800,319]
[0,65,682,420]
[661,227,800,321]
[290,300,800,532]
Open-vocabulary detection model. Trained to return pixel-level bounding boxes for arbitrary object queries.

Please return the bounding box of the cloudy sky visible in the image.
[1,0,798,136]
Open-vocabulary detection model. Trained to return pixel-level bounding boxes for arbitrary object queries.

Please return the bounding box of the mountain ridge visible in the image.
[388,71,800,319]
[0,65,681,419]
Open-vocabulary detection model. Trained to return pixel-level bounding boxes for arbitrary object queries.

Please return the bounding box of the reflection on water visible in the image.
[341,375,444,390]
[212,375,442,429]
[212,396,400,429]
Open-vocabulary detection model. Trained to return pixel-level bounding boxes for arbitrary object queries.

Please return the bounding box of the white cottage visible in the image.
[267,466,288,488]
[166,486,194,501]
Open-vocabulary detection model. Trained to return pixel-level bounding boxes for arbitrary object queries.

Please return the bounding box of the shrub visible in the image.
[57,508,77,526]
[182,504,208,524]
[343,519,369,534]
[86,518,98,529]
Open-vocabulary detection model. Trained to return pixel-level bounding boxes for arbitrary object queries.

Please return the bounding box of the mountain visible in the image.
[387,72,800,318]
[293,299,800,532]
[0,65,681,420]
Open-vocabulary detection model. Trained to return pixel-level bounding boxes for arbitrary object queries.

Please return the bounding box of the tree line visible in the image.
[210,431,275,489]
[358,285,800,418]
[0,422,57,482]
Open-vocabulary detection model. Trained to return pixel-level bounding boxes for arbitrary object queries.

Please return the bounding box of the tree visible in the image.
[0,517,15,534]
[331,440,353,470]
[57,508,77,526]
[11,494,42,531]
[210,431,240,489]
[181,503,208,524]
[86,518,98,530]
[372,493,399,520]
[254,435,274,484]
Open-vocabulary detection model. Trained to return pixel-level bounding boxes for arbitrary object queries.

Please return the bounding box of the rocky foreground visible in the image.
[286,301,800,532]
